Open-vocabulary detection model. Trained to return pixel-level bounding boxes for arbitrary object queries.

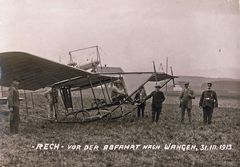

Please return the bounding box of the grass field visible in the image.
[0,95,239,167]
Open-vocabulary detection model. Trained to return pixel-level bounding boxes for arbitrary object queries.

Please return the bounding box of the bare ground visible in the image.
[0,102,240,167]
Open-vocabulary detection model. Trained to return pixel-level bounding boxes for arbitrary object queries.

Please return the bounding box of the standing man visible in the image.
[44,88,58,119]
[179,82,195,123]
[8,79,20,134]
[134,86,147,118]
[199,82,218,124]
[145,85,165,123]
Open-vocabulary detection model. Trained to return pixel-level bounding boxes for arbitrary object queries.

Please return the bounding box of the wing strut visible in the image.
[170,66,175,87]
[152,61,158,85]
[88,75,101,114]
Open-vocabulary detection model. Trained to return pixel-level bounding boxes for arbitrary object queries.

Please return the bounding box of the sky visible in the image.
[0,0,239,79]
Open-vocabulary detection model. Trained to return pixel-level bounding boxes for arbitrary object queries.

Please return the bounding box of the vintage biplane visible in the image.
[0,47,177,123]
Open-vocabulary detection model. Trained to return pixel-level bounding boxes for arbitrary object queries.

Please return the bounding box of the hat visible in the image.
[207,82,212,86]
[155,85,161,88]
[184,82,189,85]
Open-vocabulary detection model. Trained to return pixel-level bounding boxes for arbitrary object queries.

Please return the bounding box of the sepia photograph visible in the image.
[0,0,239,166]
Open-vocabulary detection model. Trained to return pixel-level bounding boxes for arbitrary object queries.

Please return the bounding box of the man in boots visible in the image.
[199,82,218,124]
[145,85,165,123]
[179,82,195,123]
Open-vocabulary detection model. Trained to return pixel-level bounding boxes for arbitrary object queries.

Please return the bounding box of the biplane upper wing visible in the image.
[96,71,177,94]
[96,71,177,81]
[0,52,115,90]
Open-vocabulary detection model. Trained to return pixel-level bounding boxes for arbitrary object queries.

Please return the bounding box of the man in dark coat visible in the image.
[199,82,218,124]
[145,85,165,123]
[8,79,20,134]
[134,86,147,118]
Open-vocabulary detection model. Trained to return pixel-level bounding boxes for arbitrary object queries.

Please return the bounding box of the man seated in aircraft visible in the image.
[111,80,127,104]
[44,88,58,119]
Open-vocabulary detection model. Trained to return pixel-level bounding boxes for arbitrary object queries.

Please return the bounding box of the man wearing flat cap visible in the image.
[179,82,195,123]
[8,79,21,134]
[199,82,218,124]
[145,85,165,123]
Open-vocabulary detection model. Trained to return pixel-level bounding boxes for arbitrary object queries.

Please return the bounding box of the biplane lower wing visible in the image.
[52,74,116,89]
[0,52,115,90]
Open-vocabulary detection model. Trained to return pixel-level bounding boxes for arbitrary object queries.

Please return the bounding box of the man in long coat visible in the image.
[145,85,165,123]
[179,82,195,123]
[8,79,20,134]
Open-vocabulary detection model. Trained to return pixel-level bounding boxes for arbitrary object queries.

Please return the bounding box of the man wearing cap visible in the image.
[134,86,147,118]
[8,79,20,134]
[179,82,195,123]
[145,85,165,123]
[199,82,218,124]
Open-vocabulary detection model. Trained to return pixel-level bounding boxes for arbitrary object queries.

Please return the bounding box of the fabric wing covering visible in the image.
[52,74,117,90]
[122,72,175,95]
[0,52,115,90]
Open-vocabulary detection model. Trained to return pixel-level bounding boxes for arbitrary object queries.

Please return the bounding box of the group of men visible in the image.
[133,82,218,125]
[7,78,218,134]
[134,85,165,123]
[179,82,218,124]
